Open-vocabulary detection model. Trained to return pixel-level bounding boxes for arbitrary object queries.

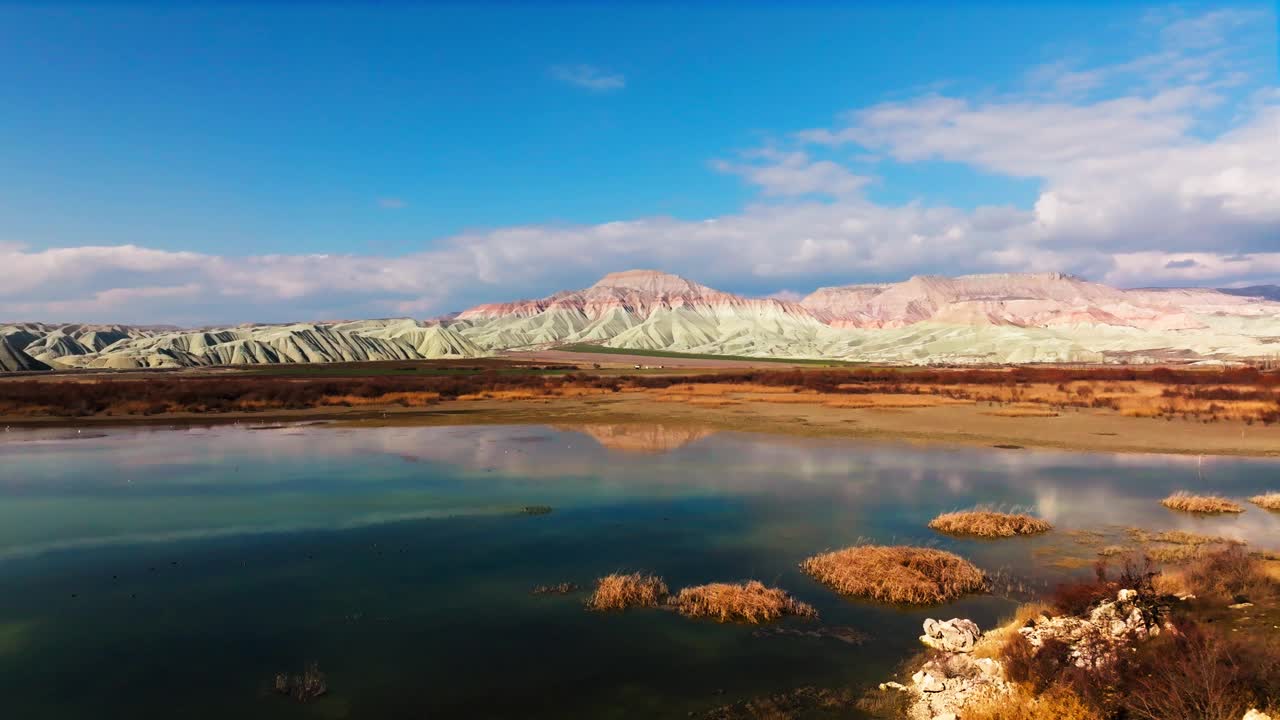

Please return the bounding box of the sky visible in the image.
[1,1,1277,325]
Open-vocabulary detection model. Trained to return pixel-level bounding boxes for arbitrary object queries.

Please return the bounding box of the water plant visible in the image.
[272,662,327,703]
[1160,492,1243,514]
[1250,493,1280,510]
[671,581,817,624]
[585,572,669,611]
[531,582,579,595]
[928,509,1052,538]
[801,545,986,604]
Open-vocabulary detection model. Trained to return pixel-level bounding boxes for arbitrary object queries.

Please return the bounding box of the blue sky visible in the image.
[1,2,1277,323]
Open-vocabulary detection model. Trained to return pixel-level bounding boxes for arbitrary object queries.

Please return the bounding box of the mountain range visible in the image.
[3,271,1279,371]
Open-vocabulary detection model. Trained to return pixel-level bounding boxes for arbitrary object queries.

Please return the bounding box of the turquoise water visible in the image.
[1,423,1277,718]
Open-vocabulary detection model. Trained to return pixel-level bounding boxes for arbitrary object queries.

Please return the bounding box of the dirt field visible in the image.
[7,389,1278,458]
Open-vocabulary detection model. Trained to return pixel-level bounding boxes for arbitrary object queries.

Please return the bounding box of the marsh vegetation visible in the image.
[801,545,987,605]
[1250,493,1280,510]
[928,510,1053,537]
[585,573,670,611]
[1160,491,1245,514]
[671,581,817,624]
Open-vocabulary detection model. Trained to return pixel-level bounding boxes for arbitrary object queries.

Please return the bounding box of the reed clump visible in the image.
[273,662,327,703]
[585,572,669,611]
[531,582,579,595]
[1160,492,1244,514]
[1126,528,1245,546]
[1250,493,1280,510]
[800,545,986,604]
[929,510,1053,538]
[671,581,817,624]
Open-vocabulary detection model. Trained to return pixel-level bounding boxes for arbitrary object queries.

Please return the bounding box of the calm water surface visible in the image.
[1,423,1277,719]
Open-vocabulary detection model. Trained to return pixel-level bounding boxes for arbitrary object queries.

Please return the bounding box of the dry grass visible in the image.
[1250,493,1280,510]
[1121,528,1246,565]
[456,389,547,401]
[685,397,743,407]
[963,684,1103,720]
[585,572,669,611]
[982,407,1061,418]
[746,393,827,404]
[1096,545,1132,557]
[800,545,986,605]
[1145,544,1221,564]
[320,391,440,407]
[1160,492,1244,514]
[929,510,1053,538]
[822,394,972,409]
[657,383,800,395]
[671,581,817,624]
[1126,528,1245,546]
[1183,545,1277,600]
[973,602,1053,660]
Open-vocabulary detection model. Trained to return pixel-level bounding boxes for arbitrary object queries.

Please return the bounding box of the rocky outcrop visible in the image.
[878,589,1165,720]
[883,634,1010,720]
[1017,588,1159,668]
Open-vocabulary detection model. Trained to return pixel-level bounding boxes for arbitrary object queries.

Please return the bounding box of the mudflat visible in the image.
[342,392,1280,457]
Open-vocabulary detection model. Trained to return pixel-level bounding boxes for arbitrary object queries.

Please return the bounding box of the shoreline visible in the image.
[5,391,1280,458]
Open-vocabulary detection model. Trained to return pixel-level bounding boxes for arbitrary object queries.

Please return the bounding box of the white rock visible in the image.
[921,618,981,653]
[879,681,908,692]
[912,669,945,693]
[974,657,1004,680]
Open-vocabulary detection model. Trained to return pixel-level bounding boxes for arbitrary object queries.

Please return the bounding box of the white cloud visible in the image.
[377,197,406,209]
[550,64,625,91]
[712,150,871,197]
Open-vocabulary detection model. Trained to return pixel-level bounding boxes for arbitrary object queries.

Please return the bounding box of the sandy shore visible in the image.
[6,391,1279,458]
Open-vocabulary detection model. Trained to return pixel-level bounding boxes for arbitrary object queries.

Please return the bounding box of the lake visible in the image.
[1,423,1277,718]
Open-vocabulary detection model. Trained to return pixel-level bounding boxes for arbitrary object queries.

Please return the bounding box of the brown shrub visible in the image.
[1120,618,1280,720]
[1250,493,1280,510]
[928,510,1052,538]
[671,581,817,624]
[800,545,986,604]
[1145,544,1223,564]
[585,572,669,611]
[1160,492,1244,514]
[1183,546,1275,600]
[972,602,1053,660]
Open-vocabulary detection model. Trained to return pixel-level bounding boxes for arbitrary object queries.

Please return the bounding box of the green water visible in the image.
[1,424,1277,718]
